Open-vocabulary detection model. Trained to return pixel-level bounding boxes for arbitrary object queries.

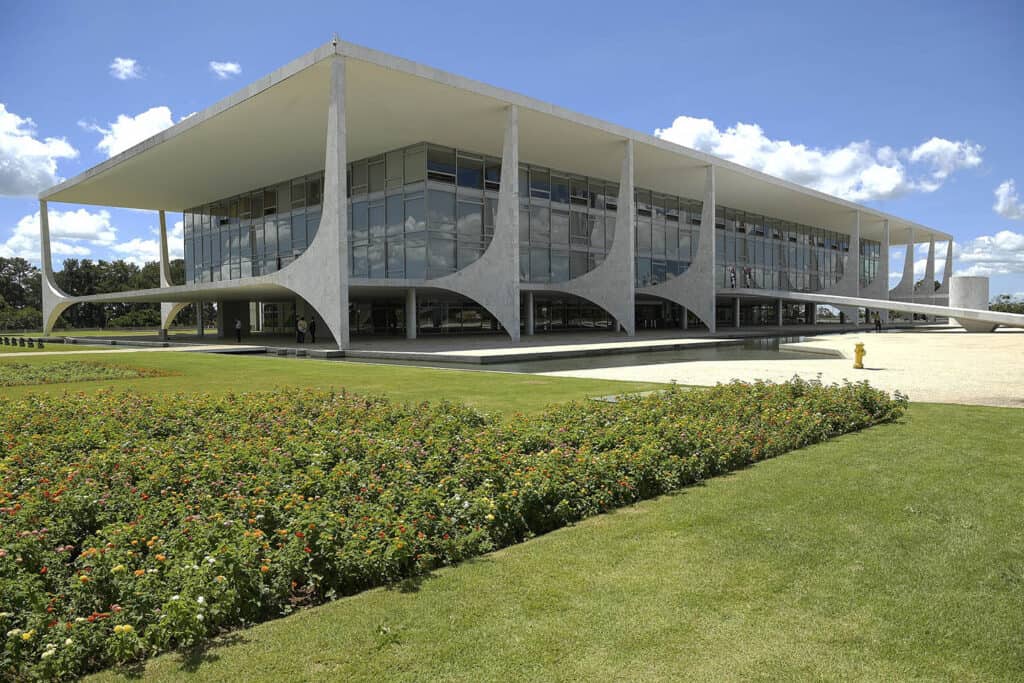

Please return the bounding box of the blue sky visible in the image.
[2,0,1022,297]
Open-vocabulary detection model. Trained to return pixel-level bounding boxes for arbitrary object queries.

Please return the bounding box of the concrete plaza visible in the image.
[540,327,1024,408]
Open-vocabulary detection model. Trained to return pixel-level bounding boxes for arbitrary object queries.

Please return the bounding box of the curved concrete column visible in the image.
[161,301,190,331]
[638,164,717,332]
[551,139,636,335]
[935,238,953,301]
[889,227,915,301]
[860,219,890,322]
[949,276,995,332]
[157,209,187,333]
[921,237,936,302]
[819,210,859,322]
[432,105,521,340]
[39,200,74,334]
[272,55,349,349]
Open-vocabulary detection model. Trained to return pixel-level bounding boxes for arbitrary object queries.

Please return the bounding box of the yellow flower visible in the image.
[111,564,125,573]
[485,514,495,522]
[21,629,35,641]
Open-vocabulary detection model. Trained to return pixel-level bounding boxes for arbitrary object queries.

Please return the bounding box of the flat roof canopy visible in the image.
[42,41,950,244]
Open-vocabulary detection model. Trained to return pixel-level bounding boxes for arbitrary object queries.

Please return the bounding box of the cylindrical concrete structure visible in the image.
[949,276,995,332]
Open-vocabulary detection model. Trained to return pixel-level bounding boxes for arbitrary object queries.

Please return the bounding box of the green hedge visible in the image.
[0,379,905,679]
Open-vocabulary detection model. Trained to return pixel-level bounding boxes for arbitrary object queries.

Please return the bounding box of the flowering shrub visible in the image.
[0,361,172,387]
[0,379,905,679]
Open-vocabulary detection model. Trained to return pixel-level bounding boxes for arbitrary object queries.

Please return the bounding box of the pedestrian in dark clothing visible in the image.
[296,317,307,344]
[874,314,883,332]
[234,318,242,343]
[308,318,316,344]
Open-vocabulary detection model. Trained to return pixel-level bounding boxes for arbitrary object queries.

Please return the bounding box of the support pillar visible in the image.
[197,302,204,337]
[734,297,741,329]
[525,291,535,335]
[273,54,349,349]
[39,199,73,335]
[923,237,936,301]
[777,299,784,327]
[682,306,688,330]
[808,303,817,325]
[405,288,417,340]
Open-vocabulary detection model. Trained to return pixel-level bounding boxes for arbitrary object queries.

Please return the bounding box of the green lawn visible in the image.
[88,402,1023,682]
[0,351,660,415]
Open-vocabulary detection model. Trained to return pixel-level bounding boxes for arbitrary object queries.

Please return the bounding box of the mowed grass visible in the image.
[0,350,660,415]
[87,402,1024,682]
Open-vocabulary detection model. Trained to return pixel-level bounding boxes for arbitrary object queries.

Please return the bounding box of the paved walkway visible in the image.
[540,328,1024,408]
[0,345,265,358]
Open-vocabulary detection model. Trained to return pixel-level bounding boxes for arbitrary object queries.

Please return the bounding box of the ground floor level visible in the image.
[202,290,936,343]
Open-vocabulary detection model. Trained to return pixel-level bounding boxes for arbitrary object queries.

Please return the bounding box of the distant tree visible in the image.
[990,294,1024,315]
[913,278,942,293]
[0,257,41,309]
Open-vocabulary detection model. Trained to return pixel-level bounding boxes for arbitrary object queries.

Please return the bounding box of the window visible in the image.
[427,146,456,183]
[386,194,403,238]
[404,147,426,184]
[530,167,550,199]
[457,154,483,190]
[368,158,385,193]
[551,175,569,204]
[427,189,456,233]
[484,157,501,190]
[457,201,483,241]
[551,210,569,245]
[530,205,550,243]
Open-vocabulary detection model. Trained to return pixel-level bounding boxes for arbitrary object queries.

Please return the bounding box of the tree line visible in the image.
[0,257,213,330]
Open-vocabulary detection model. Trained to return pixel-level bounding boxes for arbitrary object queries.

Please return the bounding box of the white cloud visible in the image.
[0,208,117,262]
[654,116,982,202]
[954,229,1024,277]
[109,57,141,80]
[209,61,241,79]
[110,219,184,266]
[993,180,1024,220]
[0,103,79,197]
[80,106,175,158]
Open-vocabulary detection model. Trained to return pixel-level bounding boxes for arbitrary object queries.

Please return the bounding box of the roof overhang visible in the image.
[41,40,951,243]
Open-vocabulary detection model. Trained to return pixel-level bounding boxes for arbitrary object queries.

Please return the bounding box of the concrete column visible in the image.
[682,306,688,330]
[734,297,741,329]
[878,220,890,323]
[405,288,417,340]
[634,164,716,332]
[197,301,204,336]
[158,210,188,337]
[525,290,535,335]
[923,237,936,301]
[274,55,349,349]
[808,303,817,325]
[430,104,521,341]
[39,199,73,335]
[777,298,784,326]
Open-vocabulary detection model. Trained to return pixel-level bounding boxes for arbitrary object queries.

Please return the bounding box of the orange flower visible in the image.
[133,569,145,577]
[260,565,269,573]
[154,554,166,562]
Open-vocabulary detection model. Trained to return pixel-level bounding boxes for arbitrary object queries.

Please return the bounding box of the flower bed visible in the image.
[0,361,171,387]
[0,379,905,679]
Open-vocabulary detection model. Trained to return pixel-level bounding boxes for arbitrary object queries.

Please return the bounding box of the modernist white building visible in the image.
[37,39,1024,346]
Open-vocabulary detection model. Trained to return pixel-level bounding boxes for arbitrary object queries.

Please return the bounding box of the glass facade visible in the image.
[183,172,325,284]
[182,141,881,300]
[348,144,498,279]
[634,190,703,288]
[714,206,881,292]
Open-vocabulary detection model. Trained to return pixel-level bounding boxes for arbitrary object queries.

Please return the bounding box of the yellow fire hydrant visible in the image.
[853,342,866,369]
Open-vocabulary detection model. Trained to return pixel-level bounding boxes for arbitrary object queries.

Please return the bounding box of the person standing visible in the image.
[308,318,316,344]
[296,316,307,344]
[234,318,242,343]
